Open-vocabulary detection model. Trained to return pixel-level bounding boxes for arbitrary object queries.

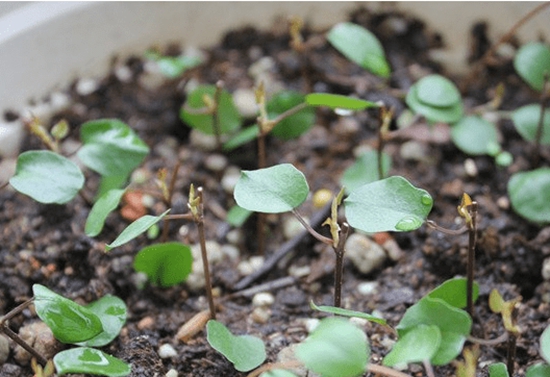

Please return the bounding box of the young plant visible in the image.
[513,42,550,92]
[508,167,550,224]
[144,48,203,78]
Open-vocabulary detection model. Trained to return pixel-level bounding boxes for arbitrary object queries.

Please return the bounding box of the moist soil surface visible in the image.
[1,5,550,377]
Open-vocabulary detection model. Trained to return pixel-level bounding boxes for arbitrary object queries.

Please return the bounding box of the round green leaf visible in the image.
[540,323,550,364]
[79,295,127,347]
[406,75,464,124]
[234,164,309,213]
[305,93,379,111]
[511,104,550,145]
[32,284,103,344]
[383,324,441,368]
[508,168,550,223]
[344,176,433,233]
[427,278,479,309]
[451,116,500,155]
[268,91,315,140]
[514,42,550,92]
[134,242,193,287]
[180,85,242,135]
[415,74,461,108]
[105,209,171,251]
[85,189,126,237]
[340,150,391,193]
[527,363,550,377]
[296,317,369,377]
[327,22,390,78]
[489,362,509,377]
[10,150,84,204]
[396,297,472,365]
[206,320,266,372]
[77,119,149,177]
[54,347,131,377]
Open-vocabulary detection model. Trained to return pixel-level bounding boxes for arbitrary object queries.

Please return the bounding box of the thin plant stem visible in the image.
[423,359,436,377]
[333,222,350,308]
[195,187,216,319]
[256,130,267,256]
[366,363,414,377]
[161,162,181,243]
[507,334,517,376]
[291,209,333,245]
[468,332,509,346]
[533,73,549,168]
[426,220,468,236]
[213,81,224,150]
[466,202,478,317]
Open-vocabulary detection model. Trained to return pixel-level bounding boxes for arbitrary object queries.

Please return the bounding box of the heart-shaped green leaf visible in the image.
[206,320,266,372]
[305,93,379,111]
[54,347,131,377]
[383,324,441,368]
[427,278,479,309]
[105,209,171,251]
[85,189,126,237]
[396,296,472,365]
[508,168,550,223]
[327,22,390,78]
[33,284,103,344]
[514,42,550,92]
[10,150,84,204]
[340,150,391,193]
[134,242,193,287]
[234,164,309,213]
[511,104,550,145]
[78,295,127,347]
[180,85,242,135]
[451,116,500,156]
[488,362,509,377]
[268,91,315,140]
[296,317,369,377]
[77,119,149,177]
[345,176,433,232]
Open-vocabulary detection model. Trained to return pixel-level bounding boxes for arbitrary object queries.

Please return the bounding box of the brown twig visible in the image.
[466,202,478,317]
[333,222,350,308]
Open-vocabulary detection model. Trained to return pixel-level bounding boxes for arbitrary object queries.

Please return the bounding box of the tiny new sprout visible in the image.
[489,289,521,376]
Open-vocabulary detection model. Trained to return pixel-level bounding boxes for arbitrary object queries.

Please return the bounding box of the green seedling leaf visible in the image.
[234,164,309,213]
[223,125,259,151]
[78,119,149,177]
[105,209,171,251]
[296,317,369,377]
[10,150,84,204]
[396,296,472,365]
[511,104,550,145]
[85,189,126,237]
[146,51,202,78]
[427,278,479,309]
[526,363,550,377]
[305,93,379,111]
[260,370,298,377]
[133,242,193,287]
[345,176,433,233]
[383,324,441,368]
[489,362,509,377]
[226,205,252,227]
[541,324,550,364]
[514,42,550,91]
[268,91,315,140]
[96,174,128,200]
[78,295,127,347]
[451,116,500,156]
[488,288,505,313]
[508,168,550,223]
[406,74,463,124]
[340,150,391,193]
[32,284,103,344]
[180,85,242,135]
[310,301,387,326]
[54,347,131,377]
[327,22,390,78]
[206,320,266,372]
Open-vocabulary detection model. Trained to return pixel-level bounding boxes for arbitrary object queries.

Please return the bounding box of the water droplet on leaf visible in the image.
[421,194,433,207]
[395,216,423,231]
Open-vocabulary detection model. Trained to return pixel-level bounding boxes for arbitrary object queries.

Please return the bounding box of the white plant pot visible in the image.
[0,2,548,156]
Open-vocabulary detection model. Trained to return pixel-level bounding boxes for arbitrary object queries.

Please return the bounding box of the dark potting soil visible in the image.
[1,5,550,377]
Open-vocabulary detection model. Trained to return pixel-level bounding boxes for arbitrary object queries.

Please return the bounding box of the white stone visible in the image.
[187,241,224,291]
[76,77,99,96]
[250,306,271,324]
[237,256,265,276]
[283,214,306,239]
[303,318,320,334]
[158,343,178,359]
[288,264,311,278]
[165,369,179,377]
[357,281,379,296]
[400,140,428,161]
[221,166,242,194]
[252,292,275,307]
[190,129,218,151]
[221,244,240,261]
[233,88,258,118]
[0,121,23,158]
[383,238,404,261]
[464,158,478,177]
[226,229,243,245]
[542,257,550,281]
[115,65,133,82]
[205,154,228,172]
[49,91,71,112]
[345,233,387,274]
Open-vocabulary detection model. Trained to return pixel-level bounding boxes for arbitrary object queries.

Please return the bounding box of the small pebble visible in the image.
[166,369,178,377]
[115,65,133,82]
[158,344,178,359]
[496,196,510,210]
[357,281,379,296]
[400,140,428,161]
[221,166,241,194]
[542,258,550,281]
[303,318,320,333]
[138,316,155,330]
[383,238,404,261]
[204,154,228,172]
[49,91,71,112]
[252,292,275,307]
[14,321,61,365]
[139,61,166,90]
[464,158,478,177]
[189,129,218,151]
[237,256,265,276]
[0,121,23,158]
[233,88,258,118]
[76,77,99,96]
[226,229,243,245]
[221,244,240,261]
[312,189,333,209]
[288,264,311,278]
[0,335,9,364]
[283,214,306,239]
[250,306,271,324]
[345,233,387,274]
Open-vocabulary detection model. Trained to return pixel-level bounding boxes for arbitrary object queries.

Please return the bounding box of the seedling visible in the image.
[508,167,550,224]
[144,48,202,78]
[234,163,432,306]
[489,289,521,376]
[513,42,550,92]
[1,285,129,376]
